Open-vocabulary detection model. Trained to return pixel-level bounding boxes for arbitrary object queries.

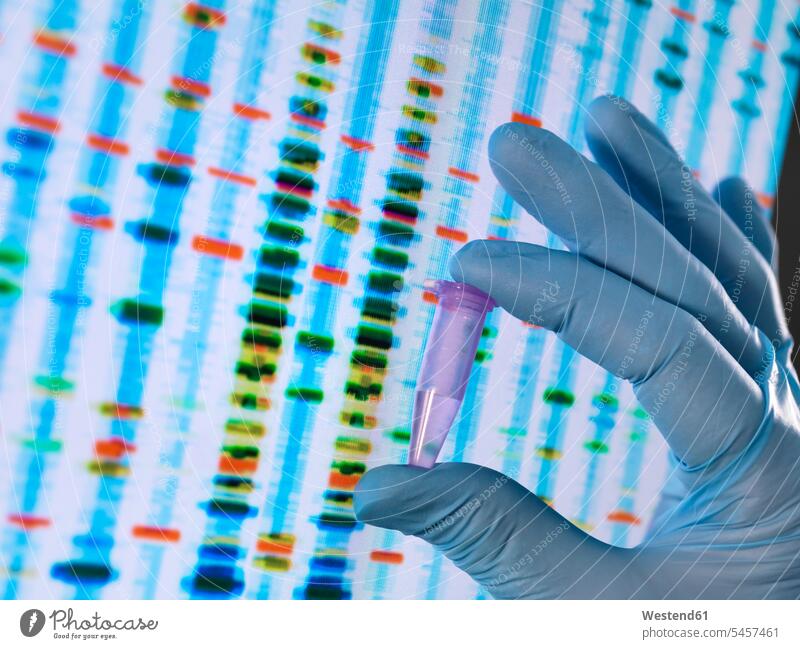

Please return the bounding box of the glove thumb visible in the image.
[354,462,641,598]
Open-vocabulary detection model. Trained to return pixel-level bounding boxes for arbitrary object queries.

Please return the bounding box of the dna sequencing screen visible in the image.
[0,0,798,600]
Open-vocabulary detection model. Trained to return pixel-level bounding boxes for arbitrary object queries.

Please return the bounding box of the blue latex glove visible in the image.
[354,96,800,598]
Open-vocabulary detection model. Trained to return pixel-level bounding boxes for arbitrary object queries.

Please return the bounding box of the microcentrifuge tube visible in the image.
[408,280,496,468]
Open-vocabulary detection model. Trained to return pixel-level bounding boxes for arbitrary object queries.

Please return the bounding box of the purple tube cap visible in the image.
[426,279,496,313]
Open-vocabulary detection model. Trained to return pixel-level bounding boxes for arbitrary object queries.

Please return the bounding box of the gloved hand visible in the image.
[354,95,800,598]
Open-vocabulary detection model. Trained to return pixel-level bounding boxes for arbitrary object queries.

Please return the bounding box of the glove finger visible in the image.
[584,95,789,348]
[450,240,765,472]
[487,118,764,377]
[354,462,639,598]
[712,177,777,271]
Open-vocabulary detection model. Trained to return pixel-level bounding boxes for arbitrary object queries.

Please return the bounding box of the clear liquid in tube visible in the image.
[408,388,461,468]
